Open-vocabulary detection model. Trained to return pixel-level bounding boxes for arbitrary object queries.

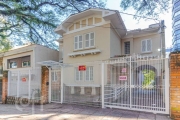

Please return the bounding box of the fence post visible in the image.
[48,68,51,103]
[101,63,105,108]
[8,71,10,96]
[28,69,31,99]
[17,71,20,97]
[165,58,169,114]
[129,56,132,109]
[115,87,117,100]
[61,67,63,104]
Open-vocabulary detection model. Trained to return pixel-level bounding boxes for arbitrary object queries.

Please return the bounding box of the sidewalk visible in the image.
[0,103,171,120]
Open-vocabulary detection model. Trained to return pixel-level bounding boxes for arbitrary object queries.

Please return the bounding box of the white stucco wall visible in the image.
[34,45,59,67]
[110,27,121,57]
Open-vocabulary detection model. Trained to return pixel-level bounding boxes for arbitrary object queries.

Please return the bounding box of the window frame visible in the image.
[75,67,83,81]
[141,39,152,53]
[85,66,93,81]
[9,61,17,69]
[74,35,83,50]
[51,70,58,81]
[22,61,30,67]
[124,41,130,55]
[85,32,95,48]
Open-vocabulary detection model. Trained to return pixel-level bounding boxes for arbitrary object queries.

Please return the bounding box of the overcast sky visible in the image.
[106,0,172,48]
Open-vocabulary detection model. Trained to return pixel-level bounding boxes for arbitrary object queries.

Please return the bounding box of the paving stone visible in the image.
[0,103,171,120]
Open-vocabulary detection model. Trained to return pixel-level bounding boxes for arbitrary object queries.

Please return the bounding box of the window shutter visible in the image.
[85,34,89,47]
[90,33,94,47]
[74,36,78,50]
[141,40,146,52]
[79,35,83,49]
[147,40,151,52]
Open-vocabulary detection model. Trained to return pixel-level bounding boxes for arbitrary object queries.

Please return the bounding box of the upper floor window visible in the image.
[74,32,95,50]
[9,62,17,68]
[85,33,94,48]
[141,39,152,53]
[8,55,30,69]
[74,35,83,50]
[22,61,30,67]
[124,41,130,54]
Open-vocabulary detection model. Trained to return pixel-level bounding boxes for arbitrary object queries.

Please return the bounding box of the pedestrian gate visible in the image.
[50,69,61,103]
[103,57,169,114]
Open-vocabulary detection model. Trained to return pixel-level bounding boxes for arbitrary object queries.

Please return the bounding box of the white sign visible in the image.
[119,76,127,80]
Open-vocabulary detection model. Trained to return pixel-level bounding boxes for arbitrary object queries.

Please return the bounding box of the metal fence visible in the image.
[103,56,169,114]
[49,62,102,107]
[8,68,41,100]
[47,56,169,113]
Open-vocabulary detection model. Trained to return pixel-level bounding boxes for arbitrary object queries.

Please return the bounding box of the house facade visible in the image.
[55,8,166,105]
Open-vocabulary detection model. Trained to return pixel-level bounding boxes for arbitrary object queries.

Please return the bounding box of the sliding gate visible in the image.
[104,57,169,114]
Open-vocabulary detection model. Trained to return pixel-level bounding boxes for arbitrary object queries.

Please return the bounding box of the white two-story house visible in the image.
[55,8,165,104]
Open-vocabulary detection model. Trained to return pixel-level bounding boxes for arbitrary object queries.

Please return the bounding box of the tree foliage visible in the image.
[0,37,12,52]
[142,70,155,89]
[0,0,106,49]
[120,0,170,19]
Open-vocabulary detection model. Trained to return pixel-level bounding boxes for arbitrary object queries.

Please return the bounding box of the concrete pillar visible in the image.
[91,87,96,95]
[71,86,74,94]
[80,87,84,95]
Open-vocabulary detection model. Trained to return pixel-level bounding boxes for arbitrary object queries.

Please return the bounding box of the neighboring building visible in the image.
[172,0,180,51]
[0,44,59,102]
[55,8,166,103]
[1,44,59,70]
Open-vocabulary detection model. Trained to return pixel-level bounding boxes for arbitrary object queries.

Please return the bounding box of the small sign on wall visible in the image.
[22,78,26,82]
[79,65,86,71]
[119,76,127,80]
[121,68,126,73]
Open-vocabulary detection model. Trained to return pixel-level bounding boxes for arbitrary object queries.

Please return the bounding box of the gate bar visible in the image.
[61,67,63,104]
[7,71,10,96]
[48,68,51,103]
[101,63,105,108]
[28,70,31,99]
[129,56,132,109]
[165,59,169,114]
[17,71,20,97]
